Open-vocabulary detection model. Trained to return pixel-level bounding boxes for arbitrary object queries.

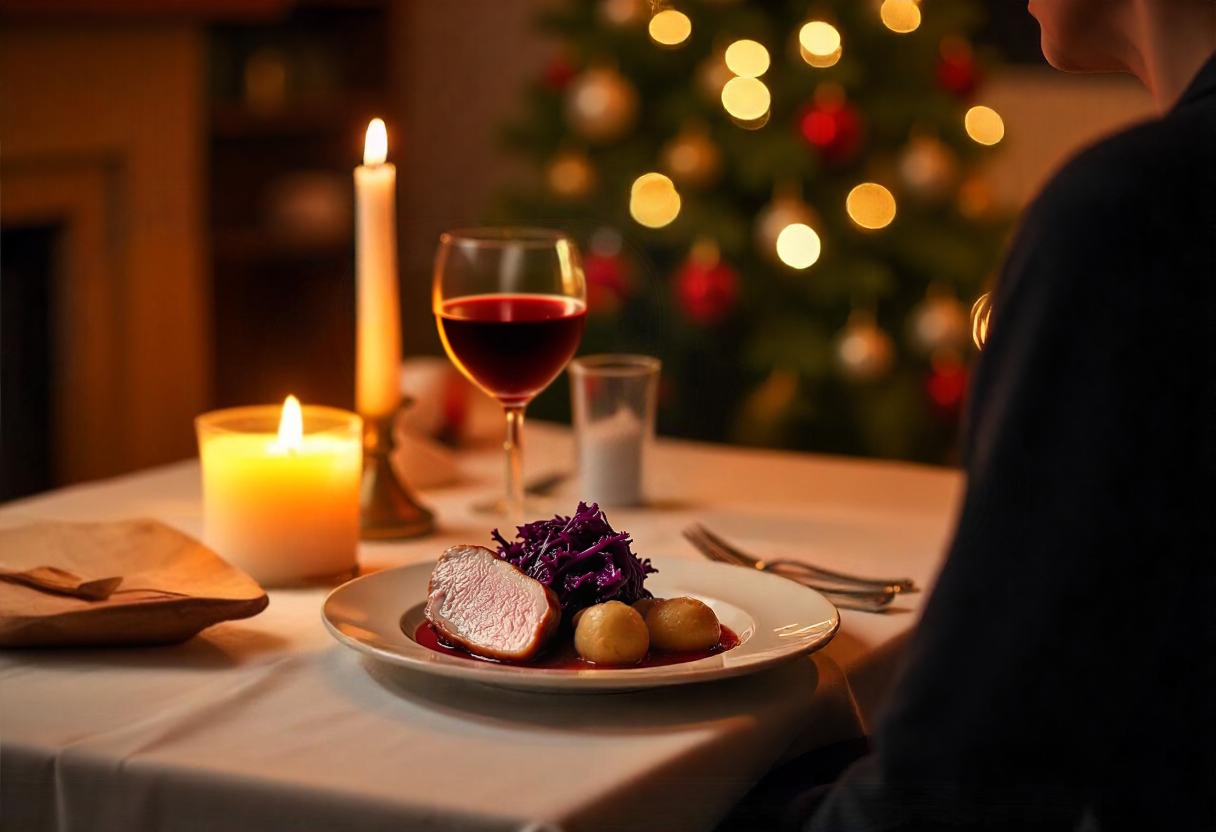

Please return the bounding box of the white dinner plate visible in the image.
[322,557,839,693]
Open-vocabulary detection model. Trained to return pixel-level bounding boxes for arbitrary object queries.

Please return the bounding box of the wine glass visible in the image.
[433,228,587,517]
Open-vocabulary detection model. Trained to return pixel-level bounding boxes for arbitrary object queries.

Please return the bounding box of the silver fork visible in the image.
[690,524,917,593]
[682,526,897,613]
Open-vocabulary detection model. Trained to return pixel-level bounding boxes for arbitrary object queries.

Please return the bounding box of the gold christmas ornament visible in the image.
[756,194,822,267]
[566,66,638,142]
[546,150,596,200]
[836,311,895,381]
[909,288,971,354]
[661,126,722,187]
[598,0,647,28]
[733,369,800,447]
[899,134,959,202]
[958,174,996,219]
[971,291,993,350]
[630,172,682,228]
[696,52,734,101]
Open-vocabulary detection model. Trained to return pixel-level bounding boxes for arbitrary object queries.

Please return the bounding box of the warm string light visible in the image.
[721,76,771,124]
[724,39,770,77]
[880,0,922,34]
[799,20,842,68]
[776,223,822,269]
[630,172,682,228]
[649,8,692,46]
[964,105,1005,145]
[846,183,897,229]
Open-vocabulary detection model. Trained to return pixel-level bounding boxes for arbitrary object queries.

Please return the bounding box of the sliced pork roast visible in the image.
[425,545,561,661]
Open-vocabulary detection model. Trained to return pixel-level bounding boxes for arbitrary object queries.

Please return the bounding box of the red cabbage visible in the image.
[491,502,656,617]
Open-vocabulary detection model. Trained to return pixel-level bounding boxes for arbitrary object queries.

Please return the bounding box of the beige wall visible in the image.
[983,68,1155,209]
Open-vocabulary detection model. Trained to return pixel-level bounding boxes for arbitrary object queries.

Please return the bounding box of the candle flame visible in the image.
[363,118,388,166]
[275,395,304,454]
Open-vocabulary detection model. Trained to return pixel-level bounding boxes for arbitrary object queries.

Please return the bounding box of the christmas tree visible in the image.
[494,0,1008,463]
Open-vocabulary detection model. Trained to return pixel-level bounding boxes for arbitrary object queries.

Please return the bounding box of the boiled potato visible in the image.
[645,597,721,652]
[574,601,649,665]
[631,597,660,619]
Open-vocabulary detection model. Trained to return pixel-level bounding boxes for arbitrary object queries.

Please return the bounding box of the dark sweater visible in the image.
[807,57,1216,831]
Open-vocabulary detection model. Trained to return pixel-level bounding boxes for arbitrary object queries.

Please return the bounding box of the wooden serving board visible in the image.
[0,519,268,647]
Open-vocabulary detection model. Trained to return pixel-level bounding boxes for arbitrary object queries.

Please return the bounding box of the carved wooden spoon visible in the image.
[0,566,123,601]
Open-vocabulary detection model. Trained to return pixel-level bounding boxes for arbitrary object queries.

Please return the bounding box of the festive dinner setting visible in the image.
[1,1,1211,831]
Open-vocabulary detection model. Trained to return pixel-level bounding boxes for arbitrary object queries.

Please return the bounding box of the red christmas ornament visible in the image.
[543,55,577,91]
[675,244,740,325]
[936,37,981,99]
[926,353,969,416]
[798,99,863,164]
[584,252,629,316]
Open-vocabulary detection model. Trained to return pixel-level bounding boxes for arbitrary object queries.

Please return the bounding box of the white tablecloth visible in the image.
[0,424,961,832]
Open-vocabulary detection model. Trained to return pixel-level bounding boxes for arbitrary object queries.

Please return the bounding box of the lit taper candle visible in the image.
[355,118,403,417]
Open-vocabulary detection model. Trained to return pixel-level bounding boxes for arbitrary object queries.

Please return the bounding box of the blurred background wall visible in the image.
[0,0,1154,499]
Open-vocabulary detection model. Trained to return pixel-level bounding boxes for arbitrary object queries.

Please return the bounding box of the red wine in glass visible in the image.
[433,228,587,518]
[437,295,587,406]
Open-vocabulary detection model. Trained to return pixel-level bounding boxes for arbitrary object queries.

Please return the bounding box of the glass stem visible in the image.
[504,405,526,520]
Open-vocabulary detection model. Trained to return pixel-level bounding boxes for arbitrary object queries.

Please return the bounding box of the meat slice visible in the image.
[424,545,561,662]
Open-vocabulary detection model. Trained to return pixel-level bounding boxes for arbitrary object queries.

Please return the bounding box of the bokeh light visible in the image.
[800,44,842,68]
[721,76,771,122]
[799,21,842,67]
[724,39,770,77]
[880,0,922,34]
[964,105,1005,145]
[630,172,682,228]
[648,9,692,47]
[971,291,992,349]
[775,223,822,269]
[799,20,841,56]
[846,183,897,229]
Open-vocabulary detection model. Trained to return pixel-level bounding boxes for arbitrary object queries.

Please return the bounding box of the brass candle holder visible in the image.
[359,400,434,540]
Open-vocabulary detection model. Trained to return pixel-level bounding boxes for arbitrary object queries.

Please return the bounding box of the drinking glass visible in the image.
[569,355,660,507]
[433,228,587,517]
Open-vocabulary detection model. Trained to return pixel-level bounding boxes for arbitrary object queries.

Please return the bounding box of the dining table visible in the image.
[0,421,962,832]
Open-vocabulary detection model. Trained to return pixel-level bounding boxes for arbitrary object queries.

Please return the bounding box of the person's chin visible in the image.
[1039,36,1074,71]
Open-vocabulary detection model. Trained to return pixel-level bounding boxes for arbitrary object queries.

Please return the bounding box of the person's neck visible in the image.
[1128,0,1216,110]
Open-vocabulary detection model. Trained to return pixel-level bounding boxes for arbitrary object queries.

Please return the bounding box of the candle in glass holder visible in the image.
[196,396,362,586]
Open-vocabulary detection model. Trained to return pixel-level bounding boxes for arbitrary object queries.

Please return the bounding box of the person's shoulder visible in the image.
[990,105,1213,341]
[1028,107,1213,234]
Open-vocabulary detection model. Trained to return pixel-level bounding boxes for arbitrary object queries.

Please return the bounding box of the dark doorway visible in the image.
[1,224,59,501]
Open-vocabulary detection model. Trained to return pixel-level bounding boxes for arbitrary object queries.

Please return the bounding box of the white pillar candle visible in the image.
[355,118,403,418]
[197,397,362,586]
